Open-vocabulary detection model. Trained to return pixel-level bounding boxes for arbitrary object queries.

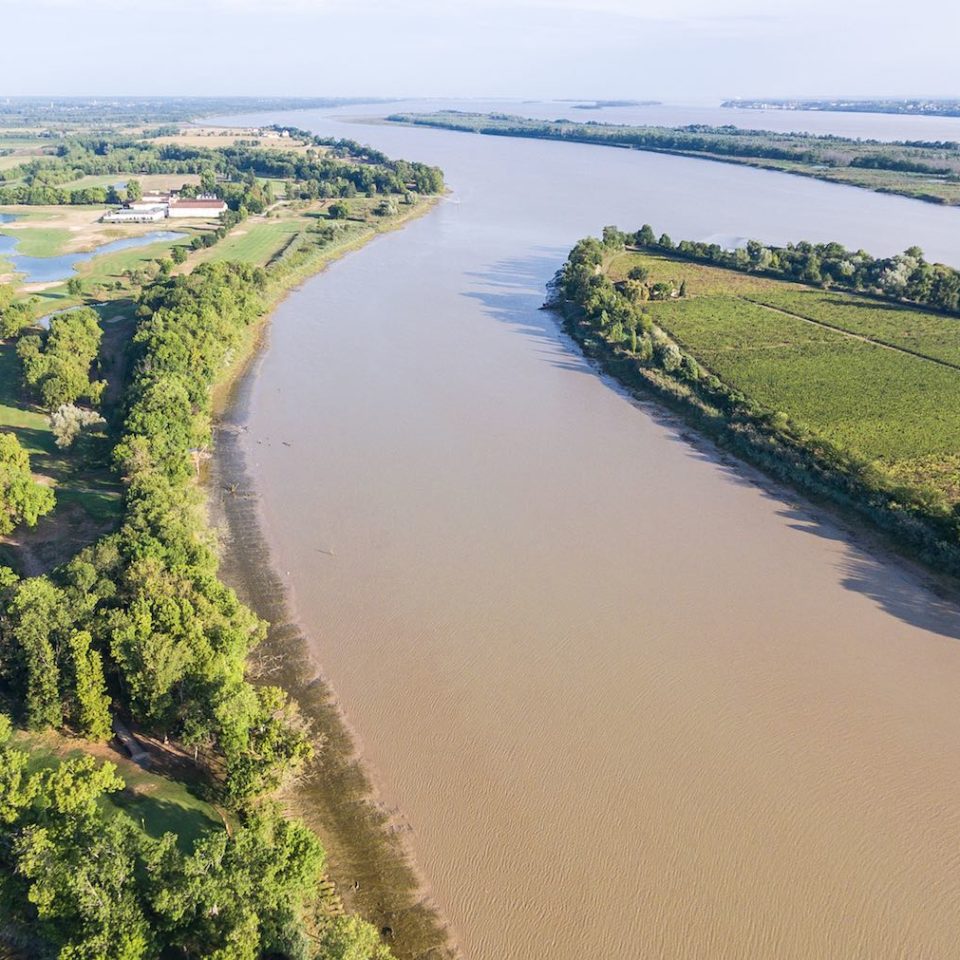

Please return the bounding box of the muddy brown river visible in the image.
[220,102,960,958]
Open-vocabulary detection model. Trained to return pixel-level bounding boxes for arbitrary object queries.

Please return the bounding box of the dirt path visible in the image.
[741,295,960,372]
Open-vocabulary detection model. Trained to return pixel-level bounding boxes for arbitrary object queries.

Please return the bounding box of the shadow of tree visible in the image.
[462,251,960,642]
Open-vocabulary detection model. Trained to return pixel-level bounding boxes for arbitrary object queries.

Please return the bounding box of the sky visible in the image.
[1,0,958,101]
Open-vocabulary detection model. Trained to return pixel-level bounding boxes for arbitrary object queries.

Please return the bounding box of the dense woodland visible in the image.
[0,263,400,958]
[0,123,446,958]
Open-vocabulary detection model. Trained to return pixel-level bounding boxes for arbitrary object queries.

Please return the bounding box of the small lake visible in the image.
[0,214,184,284]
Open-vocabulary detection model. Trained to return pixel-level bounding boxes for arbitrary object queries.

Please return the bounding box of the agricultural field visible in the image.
[611,251,960,367]
[152,125,321,156]
[613,250,960,489]
[744,288,960,367]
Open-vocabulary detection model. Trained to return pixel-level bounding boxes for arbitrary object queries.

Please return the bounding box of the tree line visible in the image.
[387,111,960,176]
[0,263,398,958]
[630,224,960,314]
[0,133,444,207]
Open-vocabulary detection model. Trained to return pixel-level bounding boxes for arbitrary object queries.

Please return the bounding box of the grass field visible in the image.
[0,205,180,257]
[612,250,960,489]
[153,127,320,155]
[196,216,302,265]
[12,730,224,852]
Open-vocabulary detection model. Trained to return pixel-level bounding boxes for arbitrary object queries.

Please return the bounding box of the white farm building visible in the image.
[167,198,228,218]
[101,193,227,223]
[102,206,167,223]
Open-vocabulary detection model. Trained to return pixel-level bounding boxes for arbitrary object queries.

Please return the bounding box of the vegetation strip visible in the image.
[387,111,960,205]
[722,98,960,118]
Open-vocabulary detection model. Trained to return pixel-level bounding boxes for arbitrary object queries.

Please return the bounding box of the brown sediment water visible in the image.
[212,102,960,959]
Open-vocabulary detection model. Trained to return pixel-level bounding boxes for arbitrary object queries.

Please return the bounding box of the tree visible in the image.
[200,169,218,194]
[634,224,656,246]
[12,756,154,960]
[602,225,627,250]
[6,577,72,729]
[0,295,36,340]
[654,340,683,372]
[49,403,106,449]
[66,276,83,298]
[0,432,55,536]
[17,308,104,410]
[327,201,350,219]
[68,631,112,741]
[319,915,393,960]
[125,178,142,202]
[0,714,40,823]
[170,245,188,265]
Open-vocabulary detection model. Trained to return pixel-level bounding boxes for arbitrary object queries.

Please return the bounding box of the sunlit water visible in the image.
[215,102,960,959]
[0,216,184,283]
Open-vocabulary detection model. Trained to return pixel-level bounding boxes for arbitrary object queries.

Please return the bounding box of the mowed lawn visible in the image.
[13,731,224,853]
[196,217,302,266]
[615,252,960,468]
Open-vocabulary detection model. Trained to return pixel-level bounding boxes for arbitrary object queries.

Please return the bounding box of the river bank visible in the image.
[204,195,457,960]
[386,111,960,206]
[549,255,960,583]
[199,103,960,959]
[547,288,960,607]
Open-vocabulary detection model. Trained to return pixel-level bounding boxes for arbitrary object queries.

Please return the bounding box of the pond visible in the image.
[0,214,185,283]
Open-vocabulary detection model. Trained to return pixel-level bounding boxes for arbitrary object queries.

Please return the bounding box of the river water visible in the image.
[217,102,960,959]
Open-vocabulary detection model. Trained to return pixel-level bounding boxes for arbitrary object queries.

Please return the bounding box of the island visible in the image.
[723,98,960,118]
[386,110,960,205]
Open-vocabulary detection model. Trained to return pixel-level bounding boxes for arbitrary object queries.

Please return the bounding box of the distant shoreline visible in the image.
[722,98,960,119]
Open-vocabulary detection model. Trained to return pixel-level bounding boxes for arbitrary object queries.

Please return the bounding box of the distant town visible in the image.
[722,97,960,118]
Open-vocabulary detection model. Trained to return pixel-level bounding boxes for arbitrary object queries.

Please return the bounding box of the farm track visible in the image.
[740,295,960,373]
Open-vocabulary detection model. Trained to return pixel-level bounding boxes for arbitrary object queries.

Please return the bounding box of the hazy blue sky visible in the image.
[2,0,957,100]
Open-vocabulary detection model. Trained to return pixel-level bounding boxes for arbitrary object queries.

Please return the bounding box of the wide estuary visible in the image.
[218,102,960,959]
